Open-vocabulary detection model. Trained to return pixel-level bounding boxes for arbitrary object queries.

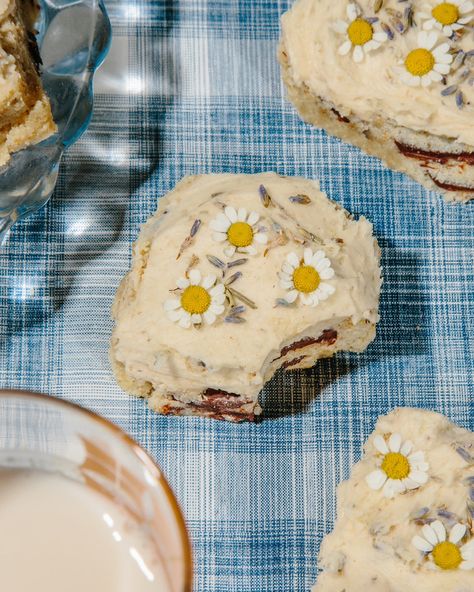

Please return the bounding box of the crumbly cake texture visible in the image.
[0,0,56,166]
[110,173,381,422]
[314,408,474,592]
[280,0,474,202]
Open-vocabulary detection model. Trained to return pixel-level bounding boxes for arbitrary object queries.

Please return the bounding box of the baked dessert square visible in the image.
[280,0,474,202]
[314,408,474,591]
[0,0,56,166]
[110,173,381,421]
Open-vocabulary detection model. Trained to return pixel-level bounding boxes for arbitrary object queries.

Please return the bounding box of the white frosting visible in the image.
[314,408,474,592]
[281,0,474,146]
[112,173,380,400]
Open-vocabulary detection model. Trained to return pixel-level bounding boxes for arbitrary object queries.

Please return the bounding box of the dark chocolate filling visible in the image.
[281,355,306,369]
[331,108,350,124]
[395,140,474,165]
[428,175,474,193]
[278,329,338,359]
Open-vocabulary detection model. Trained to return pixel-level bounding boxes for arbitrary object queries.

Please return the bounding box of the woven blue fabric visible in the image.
[0,1,472,590]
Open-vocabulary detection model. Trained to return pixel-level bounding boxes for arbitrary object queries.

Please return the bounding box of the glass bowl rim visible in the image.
[0,388,193,591]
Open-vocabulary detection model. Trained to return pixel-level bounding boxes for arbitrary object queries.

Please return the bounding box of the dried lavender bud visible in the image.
[225,272,242,286]
[455,90,464,109]
[207,254,226,269]
[441,85,458,96]
[456,447,473,463]
[289,194,312,205]
[227,258,248,268]
[381,22,394,39]
[228,305,246,316]
[224,315,246,324]
[259,184,271,208]
[190,219,201,238]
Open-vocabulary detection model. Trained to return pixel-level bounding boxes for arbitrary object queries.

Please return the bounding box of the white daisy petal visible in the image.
[373,32,388,42]
[374,434,389,454]
[449,523,467,544]
[319,268,335,280]
[213,232,227,243]
[421,74,432,87]
[254,232,268,244]
[338,40,352,56]
[176,277,190,289]
[409,470,428,485]
[210,284,225,296]
[202,274,216,289]
[224,206,237,223]
[319,283,336,296]
[164,298,181,311]
[431,520,447,543]
[400,440,413,455]
[203,310,216,325]
[366,469,387,490]
[247,211,259,226]
[430,70,443,82]
[353,45,364,63]
[460,1,473,11]
[285,290,298,303]
[460,560,474,570]
[224,245,236,257]
[210,217,231,232]
[412,535,434,553]
[188,269,201,285]
[389,433,402,453]
[304,248,313,265]
[280,280,293,290]
[309,294,320,307]
[403,478,422,490]
[408,451,425,464]
[422,524,439,547]
[433,42,451,57]
[365,40,378,52]
[300,293,314,306]
[312,250,325,263]
[333,19,348,33]
[191,313,201,324]
[287,252,300,268]
[212,293,226,305]
[178,313,191,329]
[243,245,257,256]
[282,262,294,275]
[383,479,404,498]
[347,3,358,20]
[237,207,247,221]
[210,304,225,315]
[168,309,183,322]
[442,24,453,35]
[461,539,474,560]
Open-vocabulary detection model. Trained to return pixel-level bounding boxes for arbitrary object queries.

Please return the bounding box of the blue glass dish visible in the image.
[0,0,111,242]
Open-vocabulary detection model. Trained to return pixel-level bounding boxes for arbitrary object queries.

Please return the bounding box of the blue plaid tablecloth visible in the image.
[0,1,472,590]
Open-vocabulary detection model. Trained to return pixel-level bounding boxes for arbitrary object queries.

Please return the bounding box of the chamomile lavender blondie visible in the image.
[0,0,55,166]
[110,173,381,421]
[314,408,474,591]
[280,0,474,202]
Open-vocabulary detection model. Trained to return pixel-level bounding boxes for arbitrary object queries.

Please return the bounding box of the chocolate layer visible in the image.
[428,175,474,193]
[395,140,474,165]
[281,355,306,369]
[279,329,338,359]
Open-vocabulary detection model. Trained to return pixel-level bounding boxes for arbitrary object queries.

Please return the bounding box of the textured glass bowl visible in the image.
[0,0,111,242]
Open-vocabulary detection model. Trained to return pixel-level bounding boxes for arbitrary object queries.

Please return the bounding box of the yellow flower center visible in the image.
[432,541,463,570]
[180,285,211,314]
[227,222,254,247]
[293,265,320,293]
[432,2,459,25]
[404,48,435,76]
[381,452,410,480]
[347,18,374,46]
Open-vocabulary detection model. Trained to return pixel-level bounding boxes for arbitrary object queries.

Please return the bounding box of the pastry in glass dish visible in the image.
[0,0,56,166]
